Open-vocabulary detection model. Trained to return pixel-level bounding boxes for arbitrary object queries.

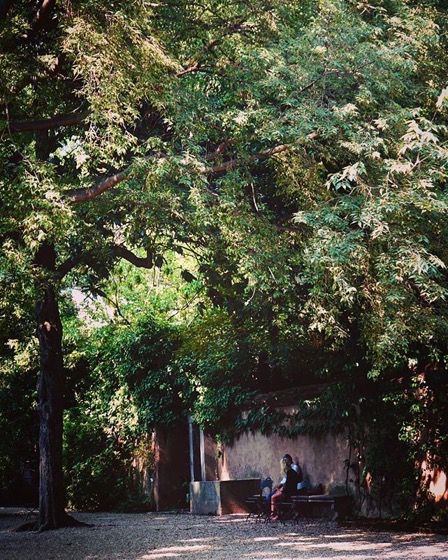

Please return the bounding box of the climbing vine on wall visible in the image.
[224,370,448,519]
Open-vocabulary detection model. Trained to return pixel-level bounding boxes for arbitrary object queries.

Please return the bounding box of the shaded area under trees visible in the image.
[0,0,447,528]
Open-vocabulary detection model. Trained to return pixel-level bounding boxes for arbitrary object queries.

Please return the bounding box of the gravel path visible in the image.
[1,508,447,560]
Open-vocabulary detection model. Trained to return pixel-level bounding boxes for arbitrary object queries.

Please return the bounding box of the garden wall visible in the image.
[152,399,448,517]
[215,409,352,496]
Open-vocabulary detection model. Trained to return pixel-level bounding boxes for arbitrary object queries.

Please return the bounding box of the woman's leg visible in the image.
[270,490,282,517]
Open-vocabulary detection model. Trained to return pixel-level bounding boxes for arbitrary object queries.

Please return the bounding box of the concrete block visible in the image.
[190,478,260,515]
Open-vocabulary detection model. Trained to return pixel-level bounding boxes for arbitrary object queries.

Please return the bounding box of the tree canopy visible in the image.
[1,0,447,524]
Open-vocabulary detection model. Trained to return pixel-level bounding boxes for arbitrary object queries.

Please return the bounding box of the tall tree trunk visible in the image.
[33,242,82,531]
[36,283,67,530]
[26,135,84,532]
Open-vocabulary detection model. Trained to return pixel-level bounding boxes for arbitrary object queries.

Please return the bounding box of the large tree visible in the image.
[1,0,447,528]
[0,0,173,530]
[0,0,302,530]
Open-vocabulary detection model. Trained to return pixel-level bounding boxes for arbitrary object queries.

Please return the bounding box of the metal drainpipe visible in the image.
[188,415,195,482]
[199,427,206,481]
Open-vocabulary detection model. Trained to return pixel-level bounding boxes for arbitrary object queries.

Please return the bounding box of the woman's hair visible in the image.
[280,456,291,474]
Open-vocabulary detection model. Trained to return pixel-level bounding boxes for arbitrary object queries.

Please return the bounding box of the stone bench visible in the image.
[291,494,352,520]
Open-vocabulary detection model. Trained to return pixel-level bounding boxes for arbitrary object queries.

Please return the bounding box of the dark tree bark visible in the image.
[32,131,70,530]
[4,110,89,134]
[35,285,67,530]
[30,244,86,532]
[33,242,72,530]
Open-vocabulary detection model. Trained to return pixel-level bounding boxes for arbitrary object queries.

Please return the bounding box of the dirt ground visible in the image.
[0,507,447,560]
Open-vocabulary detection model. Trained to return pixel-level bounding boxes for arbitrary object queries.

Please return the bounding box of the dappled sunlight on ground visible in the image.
[139,544,212,559]
[278,540,392,551]
[243,557,303,560]
[140,554,182,559]
[135,523,448,560]
[1,509,447,560]
[214,514,249,524]
[177,537,211,543]
[389,545,448,558]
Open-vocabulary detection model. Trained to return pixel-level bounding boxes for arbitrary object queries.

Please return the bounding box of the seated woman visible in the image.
[270,455,300,520]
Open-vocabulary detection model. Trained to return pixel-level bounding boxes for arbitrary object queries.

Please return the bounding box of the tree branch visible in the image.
[275,225,304,233]
[65,131,322,205]
[4,110,89,134]
[207,144,289,174]
[113,245,153,269]
[93,286,133,327]
[29,0,56,35]
[204,139,233,161]
[65,143,292,203]
[66,168,131,203]
[56,234,155,279]
[176,63,201,77]
[56,252,85,279]
[175,19,253,77]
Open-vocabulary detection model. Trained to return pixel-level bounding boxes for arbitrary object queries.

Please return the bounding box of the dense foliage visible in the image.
[0,0,447,518]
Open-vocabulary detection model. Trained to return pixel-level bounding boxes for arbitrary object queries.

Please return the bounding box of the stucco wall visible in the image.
[217,424,351,494]
[205,431,218,480]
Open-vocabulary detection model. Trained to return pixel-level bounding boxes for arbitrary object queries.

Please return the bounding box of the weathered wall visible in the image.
[153,402,448,515]
[217,427,351,494]
[205,431,218,480]
[213,405,350,494]
[422,459,448,509]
